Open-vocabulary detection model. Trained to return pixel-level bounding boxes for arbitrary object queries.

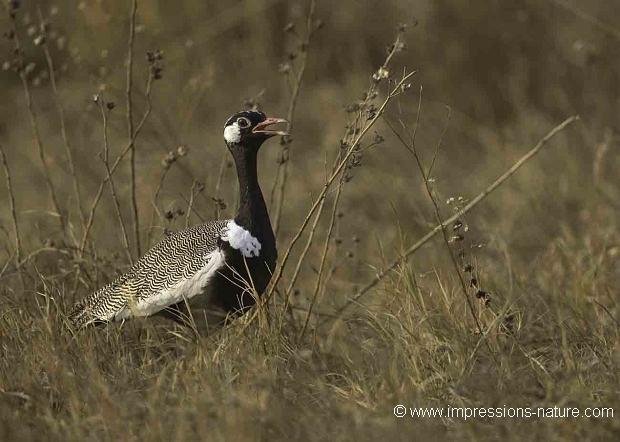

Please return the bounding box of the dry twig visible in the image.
[327,115,580,321]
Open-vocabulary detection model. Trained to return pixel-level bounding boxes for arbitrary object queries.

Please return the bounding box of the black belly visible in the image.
[158,243,276,331]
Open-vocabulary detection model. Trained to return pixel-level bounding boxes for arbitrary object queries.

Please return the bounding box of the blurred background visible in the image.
[0,0,619,299]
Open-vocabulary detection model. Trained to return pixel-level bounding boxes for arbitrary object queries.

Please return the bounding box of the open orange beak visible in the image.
[252,117,289,137]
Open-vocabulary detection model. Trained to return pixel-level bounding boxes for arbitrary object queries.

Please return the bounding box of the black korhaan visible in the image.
[68,110,288,330]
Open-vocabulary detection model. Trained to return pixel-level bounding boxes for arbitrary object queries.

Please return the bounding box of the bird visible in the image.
[68,110,288,331]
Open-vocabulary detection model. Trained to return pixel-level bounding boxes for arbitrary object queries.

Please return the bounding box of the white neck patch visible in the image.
[221,220,261,257]
[224,123,241,144]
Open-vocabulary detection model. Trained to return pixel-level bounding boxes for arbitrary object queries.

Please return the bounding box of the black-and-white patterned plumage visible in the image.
[68,110,287,330]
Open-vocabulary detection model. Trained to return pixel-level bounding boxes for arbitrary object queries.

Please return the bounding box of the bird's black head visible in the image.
[223,110,288,152]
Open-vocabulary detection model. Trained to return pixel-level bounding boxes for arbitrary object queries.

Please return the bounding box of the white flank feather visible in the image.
[223,123,241,144]
[221,220,261,258]
[114,250,224,320]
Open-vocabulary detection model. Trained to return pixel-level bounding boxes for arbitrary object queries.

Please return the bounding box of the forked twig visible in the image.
[37,7,85,233]
[0,145,21,268]
[7,9,64,232]
[252,71,417,323]
[79,73,154,257]
[126,0,141,258]
[327,115,580,321]
[98,100,133,264]
[271,0,317,235]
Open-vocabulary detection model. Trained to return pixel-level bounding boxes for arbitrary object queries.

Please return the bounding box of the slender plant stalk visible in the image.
[126,0,140,258]
[80,74,154,257]
[270,0,316,236]
[326,115,580,321]
[99,101,133,264]
[186,181,198,228]
[213,146,229,220]
[257,71,416,314]
[37,7,85,233]
[0,146,22,268]
[299,180,343,340]
[279,31,407,328]
[146,167,170,248]
[279,195,328,324]
[7,13,64,232]
[388,102,488,341]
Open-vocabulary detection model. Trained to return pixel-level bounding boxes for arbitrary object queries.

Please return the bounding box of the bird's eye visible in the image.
[237,117,251,128]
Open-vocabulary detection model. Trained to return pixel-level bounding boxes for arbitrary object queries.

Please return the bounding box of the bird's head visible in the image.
[223,110,288,153]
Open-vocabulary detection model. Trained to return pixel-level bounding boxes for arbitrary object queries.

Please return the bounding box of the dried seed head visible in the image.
[372,67,390,82]
[283,22,295,33]
[278,62,290,74]
[106,101,115,110]
[450,234,464,243]
[475,290,487,299]
[463,264,474,273]
[164,210,174,220]
[176,144,188,157]
[212,197,227,210]
[470,277,478,287]
[453,219,463,231]
[366,104,377,120]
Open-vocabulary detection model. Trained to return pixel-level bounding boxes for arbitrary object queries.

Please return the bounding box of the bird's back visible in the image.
[68,220,228,328]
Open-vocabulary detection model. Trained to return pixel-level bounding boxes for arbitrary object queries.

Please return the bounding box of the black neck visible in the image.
[232,148,270,235]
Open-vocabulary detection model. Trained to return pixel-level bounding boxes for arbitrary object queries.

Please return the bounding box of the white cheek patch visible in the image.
[224,123,241,144]
[221,220,261,258]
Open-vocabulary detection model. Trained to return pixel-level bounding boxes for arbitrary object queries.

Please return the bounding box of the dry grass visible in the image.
[1,1,620,440]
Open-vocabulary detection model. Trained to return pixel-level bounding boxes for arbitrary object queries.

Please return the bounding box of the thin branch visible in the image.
[37,7,85,233]
[7,11,64,232]
[146,166,171,248]
[213,146,229,220]
[280,195,328,325]
[127,0,140,258]
[261,71,417,308]
[99,100,133,264]
[327,115,580,321]
[299,179,343,340]
[0,145,21,268]
[391,102,487,342]
[271,0,316,236]
[79,73,154,257]
[186,181,198,228]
